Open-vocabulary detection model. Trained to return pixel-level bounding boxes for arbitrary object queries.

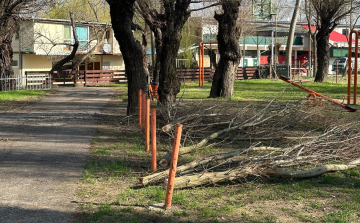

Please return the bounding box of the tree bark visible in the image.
[158,31,182,105]
[106,0,147,115]
[210,0,241,98]
[137,0,191,107]
[314,27,330,82]
[0,15,18,91]
[285,0,301,67]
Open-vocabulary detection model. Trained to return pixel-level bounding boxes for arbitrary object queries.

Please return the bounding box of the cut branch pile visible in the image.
[142,99,360,188]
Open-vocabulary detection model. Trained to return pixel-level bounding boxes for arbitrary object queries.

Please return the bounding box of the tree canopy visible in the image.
[44,0,110,23]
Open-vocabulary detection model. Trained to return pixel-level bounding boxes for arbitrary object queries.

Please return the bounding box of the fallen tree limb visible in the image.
[169,158,360,189]
[172,167,258,189]
[140,145,289,186]
[270,158,360,178]
[140,147,255,186]
[159,107,287,167]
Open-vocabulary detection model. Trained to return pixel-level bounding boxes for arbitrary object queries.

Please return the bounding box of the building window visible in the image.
[102,62,110,70]
[106,29,111,41]
[342,29,349,36]
[64,25,72,51]
[12,60,18,68]
[63,25,89,51]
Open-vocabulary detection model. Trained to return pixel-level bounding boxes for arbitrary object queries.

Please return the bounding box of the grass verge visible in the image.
[73,80,360,223]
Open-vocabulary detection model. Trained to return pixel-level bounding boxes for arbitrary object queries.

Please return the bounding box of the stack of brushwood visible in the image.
[139,99,360,189]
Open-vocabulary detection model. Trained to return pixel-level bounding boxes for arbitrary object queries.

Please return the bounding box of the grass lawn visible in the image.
[72,79,360,223]
[0,89,53,112]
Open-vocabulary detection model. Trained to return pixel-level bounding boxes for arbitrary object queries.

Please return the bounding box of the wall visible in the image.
[101,55,124,70]
[22,54,52,75]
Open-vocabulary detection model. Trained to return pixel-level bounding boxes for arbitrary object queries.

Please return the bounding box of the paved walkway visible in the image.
[0,87,115,223]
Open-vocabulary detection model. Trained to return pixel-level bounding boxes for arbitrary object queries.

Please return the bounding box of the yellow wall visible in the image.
[101,55,124,70]
[22,54,52,75]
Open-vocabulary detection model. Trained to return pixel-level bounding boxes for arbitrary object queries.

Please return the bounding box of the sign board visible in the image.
[25,49,30,54]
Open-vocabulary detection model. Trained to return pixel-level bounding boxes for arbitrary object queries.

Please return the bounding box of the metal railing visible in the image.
[0,73,51,92]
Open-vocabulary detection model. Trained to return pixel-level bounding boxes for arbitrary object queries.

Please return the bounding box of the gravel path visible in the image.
[0,87,115,223]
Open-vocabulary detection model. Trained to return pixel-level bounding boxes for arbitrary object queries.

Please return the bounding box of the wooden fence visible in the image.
[177,67,258,82]
[49,70,127,86]
[27,67,258,87]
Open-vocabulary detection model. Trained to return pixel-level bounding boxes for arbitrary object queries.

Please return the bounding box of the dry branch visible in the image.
[270,158,360,178]
[169,158,360,189]
[159,106,287,167]
[140,145,291,186]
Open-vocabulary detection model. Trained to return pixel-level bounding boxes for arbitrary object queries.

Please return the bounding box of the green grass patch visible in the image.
[0,89,50,101]
[180,79,349,102]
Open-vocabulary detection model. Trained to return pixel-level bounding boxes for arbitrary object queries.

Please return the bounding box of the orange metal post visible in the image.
[145,98,150,152]
[348,33,353,104]
[164,124,183,210]
[354,32,358,105]
[151,108,157,171]
[141,93,146,131]
[138,89,142,125]
[199,43,202,87]
[202,43,205,86]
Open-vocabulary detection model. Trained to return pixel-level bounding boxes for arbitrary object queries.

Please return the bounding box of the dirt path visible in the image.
[0,87,116,223]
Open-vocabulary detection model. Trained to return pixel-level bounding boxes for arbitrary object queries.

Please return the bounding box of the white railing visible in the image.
[0,74,51,92]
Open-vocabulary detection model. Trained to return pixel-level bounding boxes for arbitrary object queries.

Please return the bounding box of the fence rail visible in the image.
[24,67,259,88]
[0,73,51,91]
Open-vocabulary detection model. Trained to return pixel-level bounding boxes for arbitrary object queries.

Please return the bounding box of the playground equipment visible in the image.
[279,76,357,112]
[348,31,359,105]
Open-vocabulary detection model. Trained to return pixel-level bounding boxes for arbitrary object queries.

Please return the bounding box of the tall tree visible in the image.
[210,0,242,98]
[106,0,147,114]
[0,0,48,91]
[309,0,359,82]
[44,0,110,23]
[41,1,110,72]
[285,0,301,68]
[137,0,192,107]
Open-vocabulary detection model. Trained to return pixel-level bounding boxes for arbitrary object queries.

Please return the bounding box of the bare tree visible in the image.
[136,0,192,107]
[285,0,301,69]
[0,0,51,91]
[106,0,147,115]
[308,0,360,82]
[37,1,109,72]
[209,0,242,98]
[304,0,317,77]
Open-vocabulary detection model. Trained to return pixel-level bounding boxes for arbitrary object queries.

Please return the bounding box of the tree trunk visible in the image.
[314,27,330,82]
[285,0,301,67]
[50,13,79,73]
[210,0,241,98]
[0,17,18,91]
[106,0,147,115]
[0,42,15,91]
[156,3,190,107]
[312,34,317,77]
[158,33,181,105]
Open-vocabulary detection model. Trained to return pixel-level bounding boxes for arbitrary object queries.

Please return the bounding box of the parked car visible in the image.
[332,57,348,72]
[331,57,360,73]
